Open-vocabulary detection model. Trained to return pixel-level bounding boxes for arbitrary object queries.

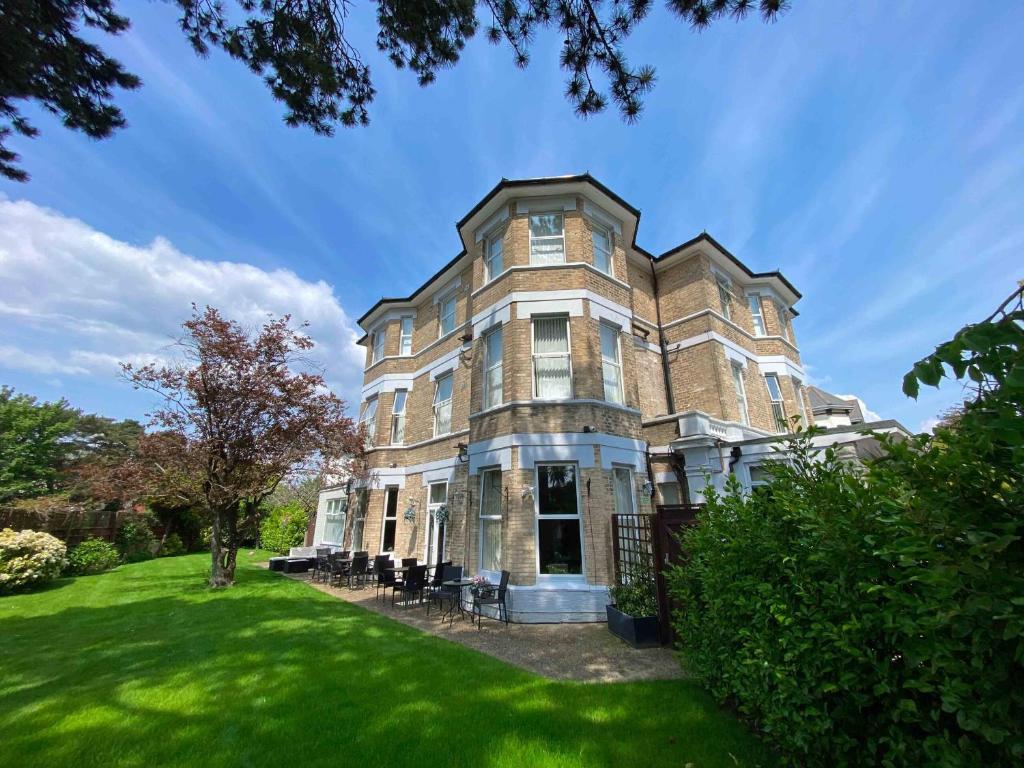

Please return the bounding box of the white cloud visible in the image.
[918,417,940,434]
[0,199,365,410]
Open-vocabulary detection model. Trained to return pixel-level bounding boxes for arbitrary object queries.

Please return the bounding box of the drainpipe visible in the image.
[648,255,676,416]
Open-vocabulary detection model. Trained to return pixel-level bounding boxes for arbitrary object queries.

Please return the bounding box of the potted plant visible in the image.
[606,566,660,648]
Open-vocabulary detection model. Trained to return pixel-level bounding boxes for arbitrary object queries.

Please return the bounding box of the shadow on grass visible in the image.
[0,556,773,768]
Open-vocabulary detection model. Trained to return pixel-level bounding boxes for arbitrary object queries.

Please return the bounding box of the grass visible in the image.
[0,552,774,768]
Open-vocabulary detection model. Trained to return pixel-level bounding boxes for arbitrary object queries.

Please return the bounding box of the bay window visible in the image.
[600,322,624,405]
[536,463,582,576]
[358,398,378,446]
[592,226,612,275]
[479,468,503,571]
[529,213,565,265]
[717,276,733,321]
[764,373,787,432]
[371,329,385,364]
[748,295,766,336]
[484,232,504,282]
[731,362,749,426]
[793,378,809,426]
[532,316,572,399]
[775,300,790,341]
[483,326,503,409]
[439,294,456,337]
[433,372,453,436]
[390,389,407,444]
[399,316,413,355]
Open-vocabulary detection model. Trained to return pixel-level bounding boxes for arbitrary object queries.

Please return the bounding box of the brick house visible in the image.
[312,174,904,622]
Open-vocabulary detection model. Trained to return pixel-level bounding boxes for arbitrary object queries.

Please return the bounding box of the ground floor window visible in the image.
[425,481,448,565]
[381,486,398,552]
[657,481,681,505]
[479,468,502,571]
[323,497,347,543]
[351,489,368,551]
[536,463,582,575]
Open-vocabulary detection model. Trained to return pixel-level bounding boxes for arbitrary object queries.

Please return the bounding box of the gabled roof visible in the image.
[807,385,865,423]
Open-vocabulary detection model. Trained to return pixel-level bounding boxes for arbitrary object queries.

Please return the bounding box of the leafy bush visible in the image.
[669,289,1024,766]
[158,533,185,557]
[65,537,120,575]
[609,565,658,617]
[0,528,67,593]
[258,502,309,554]
[115,515,156,562]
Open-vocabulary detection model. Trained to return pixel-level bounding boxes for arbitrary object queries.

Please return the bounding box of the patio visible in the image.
[274,563,684,684]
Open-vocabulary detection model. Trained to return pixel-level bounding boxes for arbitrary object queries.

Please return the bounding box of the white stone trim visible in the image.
[468,447,513,474]
[599,445,646,471]
[632,337,661,354]
[515,196,576,214]
[587,293,631,328]
[362,373,415,399]
[468,398,641,419]
[474,206,510,243]
[364,428,469,453]
[520,443,595,469]
[516,298,584,319]
[472,303,510,336]
[757,355,806,379]
[431,276,461,304]
[668,330,758,365]
[582,200,623,236]
[364,468,407,489]
[469,263,632,298]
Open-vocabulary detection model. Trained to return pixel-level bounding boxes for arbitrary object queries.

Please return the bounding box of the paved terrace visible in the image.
[272,567,684,684]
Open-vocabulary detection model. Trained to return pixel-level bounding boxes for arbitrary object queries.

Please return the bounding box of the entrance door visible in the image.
[425,482,448,566]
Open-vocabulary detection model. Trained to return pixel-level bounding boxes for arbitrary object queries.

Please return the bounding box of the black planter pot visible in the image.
[606,604,661,648]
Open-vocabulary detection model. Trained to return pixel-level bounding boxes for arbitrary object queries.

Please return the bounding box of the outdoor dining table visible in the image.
[440,578,477,624]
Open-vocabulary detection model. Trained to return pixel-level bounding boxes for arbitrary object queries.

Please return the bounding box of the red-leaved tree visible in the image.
[123,306,364,587]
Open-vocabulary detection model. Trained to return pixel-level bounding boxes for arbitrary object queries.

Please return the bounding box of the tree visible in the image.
[123,305,364,587]
[0,387,78,501]
[2,0,791,181]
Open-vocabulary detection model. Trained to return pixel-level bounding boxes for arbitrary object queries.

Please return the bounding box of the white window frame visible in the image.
[350,489,368,551]
[717,275,733,321]
[438,294,457,338]
[390,389,407,445]
[531,315,573,400]
[764,373,787,433]
[359,398,378,446]
[424,481,448,564]
[731,362,749,426]
[371,328,385,364]
[379,485,399,553]
[322,497,347,545]
[774,300,790,341]
[599,322,624,405]
[747,294,766,337]
[399,316,414,356]
[484,230,504,283]
[534,462,585,580]
[793,377,809,427]
[529,213,566,265]
[747,464,772,491]
[591,224,613,275]
[482,325,503,410]
[432,372,454,437]
[478,467,503,573]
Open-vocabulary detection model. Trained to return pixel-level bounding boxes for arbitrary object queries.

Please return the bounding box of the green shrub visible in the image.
[258,502,309,554]
[0,528,67,593]
[115,516,156,562]
[609,565,658,617]
[158,533,185,557]
[669,289,1024,766]
[65,537,120,575]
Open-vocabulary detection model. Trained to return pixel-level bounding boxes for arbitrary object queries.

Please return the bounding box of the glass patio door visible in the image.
[425,482,448,566]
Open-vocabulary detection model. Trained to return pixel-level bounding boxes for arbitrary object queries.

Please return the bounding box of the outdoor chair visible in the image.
[368,554,389,587]
[472,570,511,629]
[373,556,396,600]
[347,553,369,589]
[422,561,451,611]
[392,564,427,608]
[393,557,417,589]
[328,553,351,587]
[313,548,331,581]
[426,564,462,617]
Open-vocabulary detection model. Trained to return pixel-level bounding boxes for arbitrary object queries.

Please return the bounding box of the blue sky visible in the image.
[1,1,1021,431]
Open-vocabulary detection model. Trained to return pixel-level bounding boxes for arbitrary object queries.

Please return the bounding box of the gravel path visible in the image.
[278,569,685,684]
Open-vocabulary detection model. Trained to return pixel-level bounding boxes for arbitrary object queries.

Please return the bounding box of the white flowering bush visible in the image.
[0,528,67,594]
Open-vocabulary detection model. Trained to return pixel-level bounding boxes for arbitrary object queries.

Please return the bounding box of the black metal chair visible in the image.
[347,553,369,589]
[328,553,351,587]
[313,548,331,581]
[425,560,451,595]
[375,557,397,601]
[392,564,427,608]
[426,564,462,617]
[368,554,388,588]
[472,570,511,629]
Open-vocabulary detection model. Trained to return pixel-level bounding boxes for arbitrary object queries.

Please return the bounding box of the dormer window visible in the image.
[484,232,504,282]
[529,214,565,265]
[439,294,456,338]
[371,329,385,364]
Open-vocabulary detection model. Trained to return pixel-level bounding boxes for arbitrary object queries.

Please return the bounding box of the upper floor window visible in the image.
[730,362,749,426]
[748,295,766,336]
[390,389,407,444]
[793,378,808,426]
[484,233,504,282]
[439,294,457,338]
[774,300,790,341]
[532,316,572,399]
[529,214,565,265]
[717,276,733,321]
[592,226,612,275]
[399,316,414,356]
[433,372,454,436]
[359,398,378,446]
[483,326,503,410]
[600,323,624,405]
[764,373,787,433]
[371,329,385,364]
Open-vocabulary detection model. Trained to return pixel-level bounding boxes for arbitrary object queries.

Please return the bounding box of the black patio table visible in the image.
[440,578,476,624]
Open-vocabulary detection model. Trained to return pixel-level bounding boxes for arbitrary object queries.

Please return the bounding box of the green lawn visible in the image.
[0,553,773,768]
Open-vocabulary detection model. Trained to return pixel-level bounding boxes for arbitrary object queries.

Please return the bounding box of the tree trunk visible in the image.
[209,508,234,587]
